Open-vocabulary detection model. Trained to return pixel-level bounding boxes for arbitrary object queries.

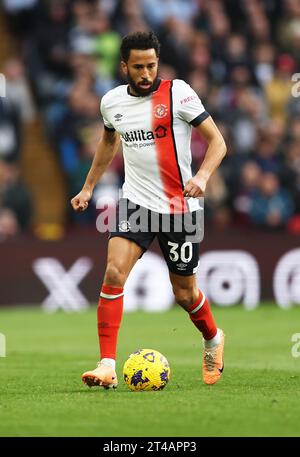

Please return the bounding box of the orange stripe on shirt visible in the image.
[152,79,187,214]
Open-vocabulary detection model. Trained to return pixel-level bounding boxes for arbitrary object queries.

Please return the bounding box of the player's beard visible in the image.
[127,71,159,97]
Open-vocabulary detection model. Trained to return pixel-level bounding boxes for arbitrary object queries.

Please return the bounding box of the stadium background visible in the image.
[0,0,300,438]
[1,0,300,308]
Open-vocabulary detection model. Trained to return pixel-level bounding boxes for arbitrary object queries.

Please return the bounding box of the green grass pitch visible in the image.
[0,304,300,437]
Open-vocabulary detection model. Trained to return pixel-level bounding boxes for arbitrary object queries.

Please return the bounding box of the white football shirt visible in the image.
[100,79,209,214]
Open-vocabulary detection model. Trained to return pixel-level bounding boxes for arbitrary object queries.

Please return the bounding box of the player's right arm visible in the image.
[71,129,120,212]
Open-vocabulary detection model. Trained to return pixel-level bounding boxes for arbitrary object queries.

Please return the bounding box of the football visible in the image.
[123,349,171,391]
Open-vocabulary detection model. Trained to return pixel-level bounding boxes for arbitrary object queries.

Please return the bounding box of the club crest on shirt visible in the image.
[153,104,168,119]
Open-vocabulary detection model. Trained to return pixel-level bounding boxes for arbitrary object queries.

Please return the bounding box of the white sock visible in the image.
[101,358,116,370]
[204,328,222,348]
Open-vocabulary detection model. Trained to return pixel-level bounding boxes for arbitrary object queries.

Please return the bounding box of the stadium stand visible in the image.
[1,0,300,239]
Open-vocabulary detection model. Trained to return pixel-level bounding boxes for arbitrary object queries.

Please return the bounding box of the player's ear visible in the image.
[120,61,128,76]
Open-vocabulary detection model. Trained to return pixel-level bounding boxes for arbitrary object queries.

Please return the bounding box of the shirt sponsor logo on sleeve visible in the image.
[180,95,198,105]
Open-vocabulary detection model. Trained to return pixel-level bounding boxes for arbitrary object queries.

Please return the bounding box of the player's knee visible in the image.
[173,287,195,308]
[104,263,126,287]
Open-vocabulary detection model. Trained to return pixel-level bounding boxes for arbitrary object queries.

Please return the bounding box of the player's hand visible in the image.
[183,174,207,198]
[70,188,92,212]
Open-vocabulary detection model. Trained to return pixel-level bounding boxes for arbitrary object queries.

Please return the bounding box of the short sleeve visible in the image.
[100,97,115,132]
[175,80,210,127]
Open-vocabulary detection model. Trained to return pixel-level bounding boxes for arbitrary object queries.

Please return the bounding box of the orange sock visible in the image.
[187,290,217,340]
[97,284,124,360]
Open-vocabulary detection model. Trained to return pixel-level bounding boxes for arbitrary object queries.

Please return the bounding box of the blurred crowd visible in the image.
[1,0,300,238]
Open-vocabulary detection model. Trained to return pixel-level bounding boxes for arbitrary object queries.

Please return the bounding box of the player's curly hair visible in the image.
[120,31,161,62]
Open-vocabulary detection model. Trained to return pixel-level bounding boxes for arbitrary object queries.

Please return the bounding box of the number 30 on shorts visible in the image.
[168,241,193,263]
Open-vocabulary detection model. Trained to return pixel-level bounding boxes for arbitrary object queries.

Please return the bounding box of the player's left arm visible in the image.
[183,116,227,198]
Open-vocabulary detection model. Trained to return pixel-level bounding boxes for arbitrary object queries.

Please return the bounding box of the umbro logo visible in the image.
[114,113,123,121]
